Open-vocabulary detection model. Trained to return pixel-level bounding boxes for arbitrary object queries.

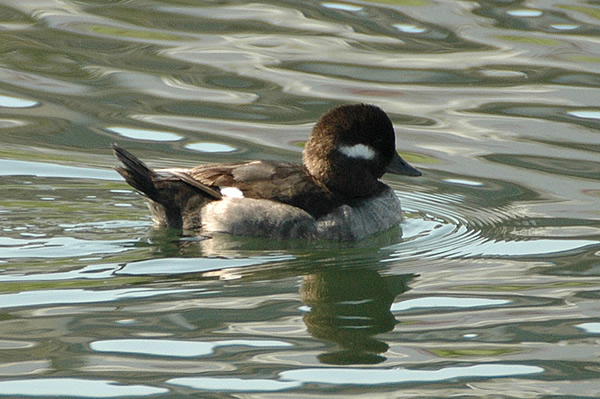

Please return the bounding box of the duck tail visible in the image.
[112,143,160,201]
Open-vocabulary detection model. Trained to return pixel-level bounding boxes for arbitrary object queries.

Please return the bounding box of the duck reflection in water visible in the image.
[300,268,413,365]
[132,230,413,365]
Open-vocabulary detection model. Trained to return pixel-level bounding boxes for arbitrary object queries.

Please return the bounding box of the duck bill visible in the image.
[385,152,422,176]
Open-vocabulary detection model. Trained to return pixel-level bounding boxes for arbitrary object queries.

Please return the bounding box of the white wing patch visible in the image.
[220,187,244,198]
[338,144,376,160]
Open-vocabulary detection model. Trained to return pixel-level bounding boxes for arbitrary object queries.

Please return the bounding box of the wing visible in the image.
[176,161,342,219]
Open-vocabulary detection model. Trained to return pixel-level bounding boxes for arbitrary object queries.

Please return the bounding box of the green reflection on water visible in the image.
[432,348,521,358]
[86,24,183,41]
[560,5,600,21]
[0,277,150,293]
[496,35,562,46]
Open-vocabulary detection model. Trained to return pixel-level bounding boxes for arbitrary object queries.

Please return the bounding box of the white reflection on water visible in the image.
[279,364,544,385]
[506,9,543,17]
[0,159,119,180]
[391,296,510,312]
[168,364,545,392]
[0,287,194,309]
[568,110,600,120]
[0,378,168,397]
[115,255,295,275]
[0,263,117,282]
[106,126,183,142]
[321,2,364,12]
[551,24,579,31]
[393,24,427,33]
[443,178,484,187]
[0,236,131,258]
[91,338,292,357]
[185,142,237,153]
[576,323,600,334]
[0,93,38,108]
[168,377,301,392]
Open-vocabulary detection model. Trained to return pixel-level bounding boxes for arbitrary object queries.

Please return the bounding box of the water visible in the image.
[1,0,599,397]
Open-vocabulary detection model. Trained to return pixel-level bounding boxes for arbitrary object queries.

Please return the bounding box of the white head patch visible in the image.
[338,144,376,160]
[220,187,244,198]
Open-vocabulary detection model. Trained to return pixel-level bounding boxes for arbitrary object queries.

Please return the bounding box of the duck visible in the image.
[112,104,421,240]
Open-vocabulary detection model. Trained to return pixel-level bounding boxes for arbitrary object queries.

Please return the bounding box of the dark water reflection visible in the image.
[1,0,600,397]
[300,268,412,365]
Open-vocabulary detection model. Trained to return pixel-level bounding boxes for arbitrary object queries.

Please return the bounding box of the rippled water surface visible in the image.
[1,0,600,397]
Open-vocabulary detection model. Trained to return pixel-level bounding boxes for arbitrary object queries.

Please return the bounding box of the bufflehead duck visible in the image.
[113,104,421,240]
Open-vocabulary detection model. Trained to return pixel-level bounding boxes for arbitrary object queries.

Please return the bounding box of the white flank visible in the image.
[220,187,244,198]
[338,144,376,160]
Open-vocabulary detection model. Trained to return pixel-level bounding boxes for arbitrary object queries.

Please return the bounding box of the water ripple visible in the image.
[393,190,599,260]
[1,0,599,396]
[0,378,168,397]
[0,287,194,310]
[0,236,131,259]
[279,364,543,386]
[91,338,292,357]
